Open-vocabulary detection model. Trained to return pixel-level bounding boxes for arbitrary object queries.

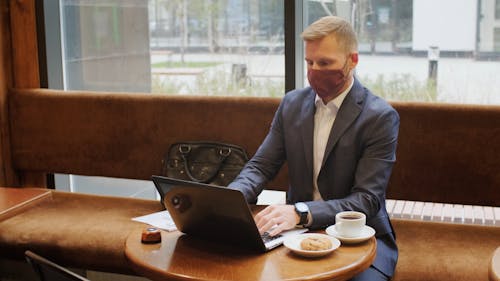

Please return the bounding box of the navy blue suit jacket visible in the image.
[229,78,399,277]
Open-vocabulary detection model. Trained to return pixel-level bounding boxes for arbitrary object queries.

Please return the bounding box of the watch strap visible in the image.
[295,203,309,225]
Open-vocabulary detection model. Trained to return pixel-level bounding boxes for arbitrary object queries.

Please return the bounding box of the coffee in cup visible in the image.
[335,211,366,238]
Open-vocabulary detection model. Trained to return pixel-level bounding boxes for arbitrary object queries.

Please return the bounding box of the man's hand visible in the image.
[254,204,299,236]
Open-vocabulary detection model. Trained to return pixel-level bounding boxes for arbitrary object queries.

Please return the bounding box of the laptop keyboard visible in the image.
[261,232,283,243]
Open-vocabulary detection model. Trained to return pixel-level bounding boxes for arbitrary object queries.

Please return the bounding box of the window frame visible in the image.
[41,0,301,94]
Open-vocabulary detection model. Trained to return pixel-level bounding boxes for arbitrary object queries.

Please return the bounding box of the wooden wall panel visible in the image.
[0,1,18,186]
[2,0,45,186]
[10,0,40,88]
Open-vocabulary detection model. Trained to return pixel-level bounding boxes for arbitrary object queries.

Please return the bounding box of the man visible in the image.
[228,16,399,281]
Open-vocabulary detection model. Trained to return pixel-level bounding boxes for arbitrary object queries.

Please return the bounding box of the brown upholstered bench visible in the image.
[0,89,499,280]
[0,190,162,275]
[392,219,499,281]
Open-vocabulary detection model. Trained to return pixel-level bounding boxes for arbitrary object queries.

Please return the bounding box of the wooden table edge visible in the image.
[0,187,52,221]
[327,237,377,281]
[125,229,192,281]
[125,227,377,281]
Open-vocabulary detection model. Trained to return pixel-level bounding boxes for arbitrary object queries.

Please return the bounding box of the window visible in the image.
[303,0,500,105]
[57,0,285,97]
[47,1,500,109]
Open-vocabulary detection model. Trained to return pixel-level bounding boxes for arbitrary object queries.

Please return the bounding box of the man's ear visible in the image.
[350,53,359,65]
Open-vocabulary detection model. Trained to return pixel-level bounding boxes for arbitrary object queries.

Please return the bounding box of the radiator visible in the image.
[386,199,500,226]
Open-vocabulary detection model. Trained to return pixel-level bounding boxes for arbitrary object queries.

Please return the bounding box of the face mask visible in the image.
[307,61,349,100]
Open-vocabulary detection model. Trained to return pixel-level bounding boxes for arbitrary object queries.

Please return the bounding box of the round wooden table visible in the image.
[125,228,376,281]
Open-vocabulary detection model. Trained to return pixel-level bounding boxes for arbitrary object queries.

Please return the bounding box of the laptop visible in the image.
[151,175,307,252]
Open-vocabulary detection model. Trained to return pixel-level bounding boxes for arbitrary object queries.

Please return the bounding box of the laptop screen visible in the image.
[152,176,220,208]
[151,175,267,251]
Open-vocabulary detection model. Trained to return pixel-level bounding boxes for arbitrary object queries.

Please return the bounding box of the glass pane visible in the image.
[149,0,285,97]
[303,0,500,105]
[61,0,152,92]
[60,0,285,97]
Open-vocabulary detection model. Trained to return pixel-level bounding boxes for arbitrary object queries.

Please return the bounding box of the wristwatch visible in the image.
[294,202,309,226]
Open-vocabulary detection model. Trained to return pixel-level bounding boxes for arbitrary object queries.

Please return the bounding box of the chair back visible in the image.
[25,250,90,281]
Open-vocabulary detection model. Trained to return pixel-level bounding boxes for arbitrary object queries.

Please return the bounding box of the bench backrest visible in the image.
[389,102,500,206]
[9,89,500,206]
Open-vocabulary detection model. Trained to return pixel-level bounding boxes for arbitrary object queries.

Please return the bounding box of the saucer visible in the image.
[283,233,340,258]
[325,225,375,244]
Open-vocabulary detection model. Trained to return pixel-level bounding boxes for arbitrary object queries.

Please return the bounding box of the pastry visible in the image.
[300,236,332,251]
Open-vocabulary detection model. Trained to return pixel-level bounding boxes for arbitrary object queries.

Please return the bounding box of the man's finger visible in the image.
[257,216,278,234]
[268,224,284,236]
[254,205,273,222]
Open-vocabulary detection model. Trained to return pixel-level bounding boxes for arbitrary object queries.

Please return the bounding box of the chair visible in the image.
[25,250,90,281]
[491,247,500,281]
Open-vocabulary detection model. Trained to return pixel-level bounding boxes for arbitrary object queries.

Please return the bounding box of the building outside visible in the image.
[147,0,500,57]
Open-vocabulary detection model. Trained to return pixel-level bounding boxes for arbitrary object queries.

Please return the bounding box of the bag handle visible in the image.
[179,144,232,183]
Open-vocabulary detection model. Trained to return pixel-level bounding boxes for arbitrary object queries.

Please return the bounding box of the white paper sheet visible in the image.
[132,210,177,232]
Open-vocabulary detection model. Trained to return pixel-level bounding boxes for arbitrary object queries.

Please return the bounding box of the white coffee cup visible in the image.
[335,211,366,238]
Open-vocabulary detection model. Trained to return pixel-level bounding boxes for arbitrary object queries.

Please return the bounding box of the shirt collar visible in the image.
[314,78,354,111]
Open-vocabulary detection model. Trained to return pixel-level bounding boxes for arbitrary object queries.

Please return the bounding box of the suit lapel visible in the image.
[299,91,316,176]
[322,79,365,167]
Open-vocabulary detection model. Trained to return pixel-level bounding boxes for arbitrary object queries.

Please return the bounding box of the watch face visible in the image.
[295,202,308,213]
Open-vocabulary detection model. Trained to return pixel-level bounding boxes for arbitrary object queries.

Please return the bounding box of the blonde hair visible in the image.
[301,16,358,53]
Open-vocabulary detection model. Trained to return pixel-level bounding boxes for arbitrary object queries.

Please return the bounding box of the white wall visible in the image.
[413,0,477,52]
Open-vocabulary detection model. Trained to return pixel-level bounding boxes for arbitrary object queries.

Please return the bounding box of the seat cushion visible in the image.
[392,219,500,281]
[0,191,163,274]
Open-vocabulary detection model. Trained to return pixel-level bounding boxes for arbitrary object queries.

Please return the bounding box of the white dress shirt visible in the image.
[312,79,354,201]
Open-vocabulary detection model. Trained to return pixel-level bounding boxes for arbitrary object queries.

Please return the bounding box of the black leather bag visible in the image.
[162,141,249,186]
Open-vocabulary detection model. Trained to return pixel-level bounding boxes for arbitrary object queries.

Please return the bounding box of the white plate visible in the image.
[325,225,375,244]
[283,233,340,258]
